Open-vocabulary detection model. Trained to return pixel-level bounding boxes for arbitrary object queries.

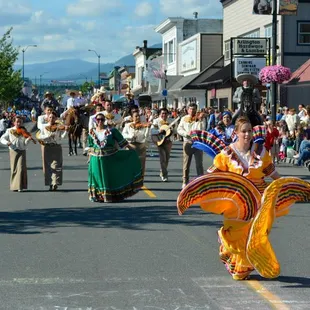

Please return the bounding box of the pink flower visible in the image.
[259,65,291,84]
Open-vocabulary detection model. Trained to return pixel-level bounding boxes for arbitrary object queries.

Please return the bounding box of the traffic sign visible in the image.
[162,89,168,96]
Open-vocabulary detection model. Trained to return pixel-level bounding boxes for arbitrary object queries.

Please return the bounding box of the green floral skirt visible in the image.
[88,149,143,202]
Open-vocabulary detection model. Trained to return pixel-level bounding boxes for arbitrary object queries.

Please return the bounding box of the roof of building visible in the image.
[285,59,310,85]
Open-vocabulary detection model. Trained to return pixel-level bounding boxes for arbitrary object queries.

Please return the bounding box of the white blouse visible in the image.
[122,123,150,144]
[40,125,67,145]
[177,115,205,143]
[37,115,49,131]
[0,127,31,150]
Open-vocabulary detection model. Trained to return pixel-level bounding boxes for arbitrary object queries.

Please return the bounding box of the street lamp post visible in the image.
[164,69,168,108]
[88,49,101,88]
[22,45,37,81]
[80,74,88,83]
[271,0,278,122]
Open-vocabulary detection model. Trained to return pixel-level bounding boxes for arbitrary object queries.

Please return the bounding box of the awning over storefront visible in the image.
[182,56,231,89]
[168,74,199,92]
[198,63,232,87]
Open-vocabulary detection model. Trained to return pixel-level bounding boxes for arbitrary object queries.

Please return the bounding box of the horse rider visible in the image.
[41,92,59,113]
[75,91,87,108]
[233,74,261,110]
[232,73,263,127]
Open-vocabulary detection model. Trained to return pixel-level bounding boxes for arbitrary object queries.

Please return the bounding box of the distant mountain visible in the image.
[15,43,162,84]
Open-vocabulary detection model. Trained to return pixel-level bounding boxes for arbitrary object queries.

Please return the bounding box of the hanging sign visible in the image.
[234,58,266,77]
[252,0,273,15]
[279,0,298,15]
[252,0,298,15]
[234,38,267,55]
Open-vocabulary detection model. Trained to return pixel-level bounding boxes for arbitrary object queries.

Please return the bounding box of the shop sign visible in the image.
[234,57,266,77]
[234,38,267,55]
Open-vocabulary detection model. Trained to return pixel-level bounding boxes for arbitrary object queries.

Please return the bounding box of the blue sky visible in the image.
[0,0,223,65]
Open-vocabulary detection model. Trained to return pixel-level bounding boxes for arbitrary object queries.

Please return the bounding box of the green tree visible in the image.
[0,27,23,109]
[80,81,95,95]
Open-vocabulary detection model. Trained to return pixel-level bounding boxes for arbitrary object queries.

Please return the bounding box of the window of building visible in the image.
[265,25,272,38]
[168,40,175,63]
[298,21,310,44]
[243,29,260,38]
[164,42,168,65]
[224,40,230,60]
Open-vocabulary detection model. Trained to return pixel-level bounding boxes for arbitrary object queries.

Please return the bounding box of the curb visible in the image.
[280,157,310,171]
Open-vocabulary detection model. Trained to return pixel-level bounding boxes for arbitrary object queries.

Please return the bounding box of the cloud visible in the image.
[135,2,153,17]
[118,24,161,50]
[67,0,123,16]
[3,1,163,65]
[0,0,32,26]
[159,0,222,18]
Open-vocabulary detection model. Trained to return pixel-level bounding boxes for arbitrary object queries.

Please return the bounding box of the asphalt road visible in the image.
[0,132,309,310]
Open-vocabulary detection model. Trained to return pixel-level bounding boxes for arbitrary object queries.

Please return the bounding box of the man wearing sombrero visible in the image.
[232,73,263,127]
[41,92,59,112]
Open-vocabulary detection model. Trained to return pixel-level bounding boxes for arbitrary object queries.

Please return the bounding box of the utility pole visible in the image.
[271,0,278,122]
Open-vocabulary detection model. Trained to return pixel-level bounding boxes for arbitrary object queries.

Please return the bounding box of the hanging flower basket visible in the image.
[259,65,291,84]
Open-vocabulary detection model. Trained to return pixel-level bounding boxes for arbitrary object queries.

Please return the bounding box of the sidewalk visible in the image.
[275,160,310,178]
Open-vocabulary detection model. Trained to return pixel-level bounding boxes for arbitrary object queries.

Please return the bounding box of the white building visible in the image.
[152,15,223,109]
[131,40,162,106]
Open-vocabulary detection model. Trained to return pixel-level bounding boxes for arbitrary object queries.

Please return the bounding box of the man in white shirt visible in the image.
[37,105,53,131]
[151,108,176,182]
[66,91,77,110]
[75,91,87,107]
[103,100,122,129]
[177,103,205,188]
[0,115,8,137]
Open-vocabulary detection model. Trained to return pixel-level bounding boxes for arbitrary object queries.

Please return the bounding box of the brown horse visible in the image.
[65,107,83,156]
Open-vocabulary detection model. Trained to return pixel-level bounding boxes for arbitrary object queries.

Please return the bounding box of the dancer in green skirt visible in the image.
[88,113,143,202]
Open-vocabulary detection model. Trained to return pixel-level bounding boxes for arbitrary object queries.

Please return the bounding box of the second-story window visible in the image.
[224,40,230,60]
[298,21,310,45]
[243,29,260,38]
[164,42,168,65]
[265,25,272,38]
[168,39,175,63]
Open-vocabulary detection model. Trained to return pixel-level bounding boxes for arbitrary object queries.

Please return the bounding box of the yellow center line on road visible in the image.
[176,226,289,309]
[247,280,290,309]
[141,186,157,198]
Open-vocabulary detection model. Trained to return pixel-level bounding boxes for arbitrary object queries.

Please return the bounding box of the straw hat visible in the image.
[44,91,52,97]
[97,86,106,94]
[236,73,258,85]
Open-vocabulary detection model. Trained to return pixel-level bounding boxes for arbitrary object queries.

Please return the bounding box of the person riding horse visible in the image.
[232,73,263,127]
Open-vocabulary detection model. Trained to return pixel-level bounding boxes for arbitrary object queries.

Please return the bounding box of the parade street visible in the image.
[0,140,309,310]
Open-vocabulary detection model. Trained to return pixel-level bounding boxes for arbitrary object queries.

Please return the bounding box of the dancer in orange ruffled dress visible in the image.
[177,116,310,280]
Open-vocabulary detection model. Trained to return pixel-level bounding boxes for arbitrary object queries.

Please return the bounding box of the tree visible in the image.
[80,81,95,95]
[0,27,23,109]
